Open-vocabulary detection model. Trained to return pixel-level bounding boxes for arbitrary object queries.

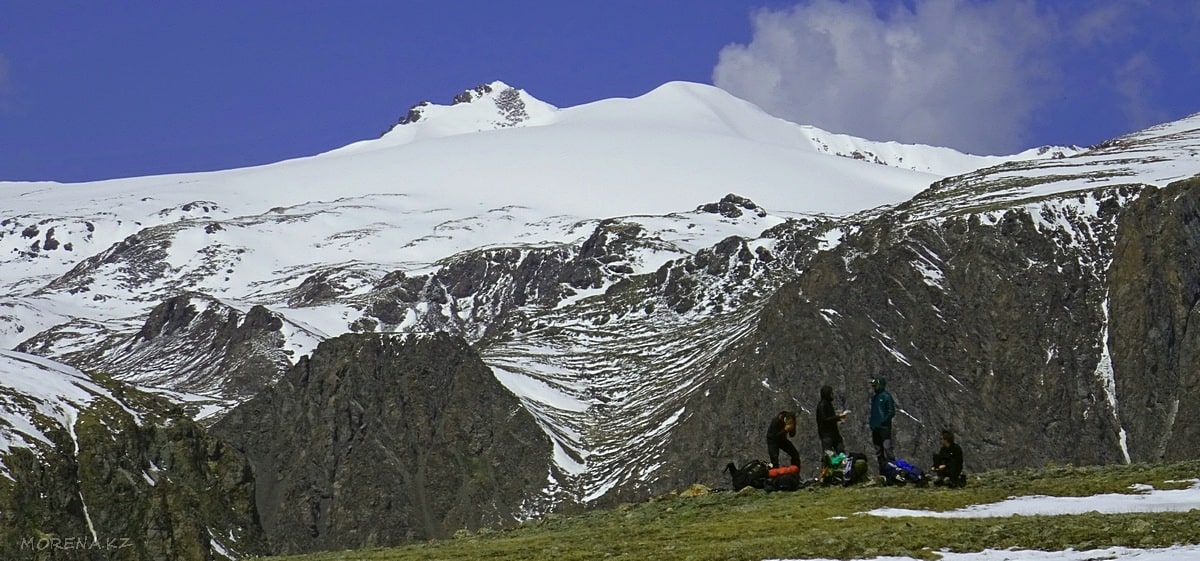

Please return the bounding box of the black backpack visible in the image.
[841,452,869,486]
[724,460,770,490]
[764,473,802,492]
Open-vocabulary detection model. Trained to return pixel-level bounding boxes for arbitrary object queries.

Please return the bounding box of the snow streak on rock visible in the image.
[484,295,763,506]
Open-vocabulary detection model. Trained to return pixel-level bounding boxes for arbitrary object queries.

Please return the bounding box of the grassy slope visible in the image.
[265,462,1200,561]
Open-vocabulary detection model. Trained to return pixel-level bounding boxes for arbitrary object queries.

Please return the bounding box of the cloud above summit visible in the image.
[713,0,1055,155]
[712,0,1200,156]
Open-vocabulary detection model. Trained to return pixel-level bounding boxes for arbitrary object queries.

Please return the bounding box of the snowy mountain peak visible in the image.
[379,81,558,143]
[450,81,515,105]
[572,80,1074,177]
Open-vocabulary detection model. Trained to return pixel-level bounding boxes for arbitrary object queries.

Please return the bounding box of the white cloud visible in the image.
[1114,52,1166,131]
[1068,1,1129,46]
[713,0,1059,155]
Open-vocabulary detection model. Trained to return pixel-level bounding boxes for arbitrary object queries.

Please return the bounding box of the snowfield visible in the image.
[770,480,1200,561]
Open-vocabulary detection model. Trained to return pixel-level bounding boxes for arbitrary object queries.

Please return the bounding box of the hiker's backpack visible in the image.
[764,472,801,492]
[821,452,868,486]
[724,460,769,490]
[768,464,799,478]
[884,458,926,486]
[819,452,847,484]
[841,452,869,486]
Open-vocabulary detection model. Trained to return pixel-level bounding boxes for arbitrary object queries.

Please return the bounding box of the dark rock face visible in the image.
[288,271,343,307]
[352,245,577,337]
[386,83,526,135]
[395,102,429,126]
[211,332,551,554]
[452,83,494,104]
[697,193,766,219]
[655,236,758,315]
[660,182,1191,485]
[1108,177,1200,461]
[0,378,265,561]
[354,219,657,339]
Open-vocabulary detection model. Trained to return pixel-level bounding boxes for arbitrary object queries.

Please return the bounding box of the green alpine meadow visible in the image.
[265,461,1200,561]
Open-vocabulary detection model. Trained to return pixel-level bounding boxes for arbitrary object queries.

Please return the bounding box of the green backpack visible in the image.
[821,451,868,486]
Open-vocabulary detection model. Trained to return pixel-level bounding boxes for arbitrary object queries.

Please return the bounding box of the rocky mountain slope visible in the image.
[0,82,1196,556]
[654,119,1200,492]
[0,350,265,560]
[210,332,551,553]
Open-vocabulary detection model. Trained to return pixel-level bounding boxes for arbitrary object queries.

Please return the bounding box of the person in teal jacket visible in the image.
[868,377,896,475]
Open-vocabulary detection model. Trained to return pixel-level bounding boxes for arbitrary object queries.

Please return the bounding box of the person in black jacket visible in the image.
[931,429,965,487]
[815,385,847,455]
[766,411,800,469]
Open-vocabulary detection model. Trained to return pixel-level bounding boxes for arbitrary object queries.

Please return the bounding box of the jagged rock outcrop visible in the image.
[350,218,669,338]
[349,245,578,336]
[697,193,767,219]
[0,372,265,561]
[386,82,531,134]
[210,332,551,554]
[17,292,295,404]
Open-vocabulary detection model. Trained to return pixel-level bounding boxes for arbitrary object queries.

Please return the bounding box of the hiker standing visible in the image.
[931,429,965,487]
[765,411,800,469]
[868,377,896,475]
[815,385,847,455]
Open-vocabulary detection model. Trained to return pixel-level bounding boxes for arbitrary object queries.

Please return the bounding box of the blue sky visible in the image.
[2,0,1198,183]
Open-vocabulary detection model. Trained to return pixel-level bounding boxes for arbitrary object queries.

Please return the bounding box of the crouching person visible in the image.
[931,429,965,487]
[766,411,800,469]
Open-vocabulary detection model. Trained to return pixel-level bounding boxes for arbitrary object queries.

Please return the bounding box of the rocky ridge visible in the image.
[210,332,551,553]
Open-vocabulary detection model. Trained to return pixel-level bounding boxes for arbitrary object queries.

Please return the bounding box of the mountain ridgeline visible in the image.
[1,83,1199,558]
[209,332,552,554]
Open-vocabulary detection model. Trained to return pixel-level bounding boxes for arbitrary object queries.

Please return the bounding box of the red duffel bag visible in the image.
[768,464,799,478]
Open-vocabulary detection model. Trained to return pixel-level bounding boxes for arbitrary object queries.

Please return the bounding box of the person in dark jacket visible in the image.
[868,377,896,475]
[931,429,965,487]
[766,411,800,469]
[815,385,847,455]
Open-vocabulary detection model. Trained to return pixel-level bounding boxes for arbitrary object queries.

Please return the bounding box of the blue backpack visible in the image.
[884,459,926,486]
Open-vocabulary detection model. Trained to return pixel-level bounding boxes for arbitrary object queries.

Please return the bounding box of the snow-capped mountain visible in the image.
[2,81,1198,557]
[0,81,1069,354]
